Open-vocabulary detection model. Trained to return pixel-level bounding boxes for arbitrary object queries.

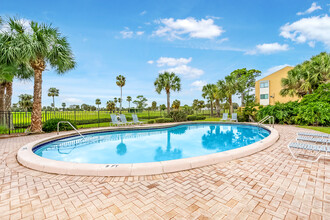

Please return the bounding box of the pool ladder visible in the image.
[57,121,85,139]
[257,115,274,128]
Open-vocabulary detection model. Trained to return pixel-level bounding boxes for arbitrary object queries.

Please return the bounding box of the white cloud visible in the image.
[162,65,204,78]
[156,57,192,67]
[120,27,133,39]
[136,31,144,36]
[297,2,322,15]
[154,17,224,40]
[191,80,207,91]
[140,10,147,16]
[246,43,289,55]
[280,15,330,47]
[147,60,154,64]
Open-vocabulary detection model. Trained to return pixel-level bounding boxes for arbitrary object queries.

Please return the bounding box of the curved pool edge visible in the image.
[17,122,279,176]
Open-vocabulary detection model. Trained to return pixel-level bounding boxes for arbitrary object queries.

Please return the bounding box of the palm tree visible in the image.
[114,98,118,112]
[0,18,75,133]
[48,88,59,114]
[106,100,115,112]
[126,96,132,112]
[18,94,33,117]
[116,75,126,112]
[61,102,66,111]
[95,98,101,110]
[202,84,217,116]
[154,72,181,114]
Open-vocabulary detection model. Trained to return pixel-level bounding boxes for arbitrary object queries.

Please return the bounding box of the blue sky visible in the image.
[1,0,329,108]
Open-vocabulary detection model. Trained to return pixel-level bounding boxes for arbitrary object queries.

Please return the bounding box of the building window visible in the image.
[260,94,268,99]
[260,81,269,88]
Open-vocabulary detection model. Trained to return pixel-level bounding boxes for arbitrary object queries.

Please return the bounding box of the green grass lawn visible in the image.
[297,126,330,134]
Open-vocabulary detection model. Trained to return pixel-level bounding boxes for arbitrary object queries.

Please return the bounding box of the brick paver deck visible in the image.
[0,125,329,219]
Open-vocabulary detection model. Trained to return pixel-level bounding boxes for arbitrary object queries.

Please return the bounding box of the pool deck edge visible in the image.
[17,122,279,176]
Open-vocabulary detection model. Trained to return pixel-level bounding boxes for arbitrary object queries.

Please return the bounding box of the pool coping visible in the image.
[17,122,279,176]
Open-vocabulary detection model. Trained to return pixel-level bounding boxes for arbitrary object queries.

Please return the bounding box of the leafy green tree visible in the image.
[61,102,66,111]
[202,84,217,116]
[18,94,33,117]
[48,88,59,114]
[172,99,180,110]
[95,98,101,110]
[224,74,238,116]
[106,101,115,112]
[281,52,330,97]
[198,100,205,112]
[192,99,200,111]
[114,98,118,111]
[0,18,75,132]
[231,68,261,107]
[151,101,157,110]
[154,71,181,114]
[160,104,166,111]
[116,75,126,112]
[126,96,132,112]
[133,95,148,109]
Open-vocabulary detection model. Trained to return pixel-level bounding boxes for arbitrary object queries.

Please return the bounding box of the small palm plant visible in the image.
[154,72,181,114]
[48,88,59,114]
[0,18,76,132]
[18,94,33,117]
[61,102,66,111]
[116,75,126,112]
[95,98,101,110]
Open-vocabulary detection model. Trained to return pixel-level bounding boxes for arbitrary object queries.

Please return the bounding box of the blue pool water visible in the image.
[34,124,270,164]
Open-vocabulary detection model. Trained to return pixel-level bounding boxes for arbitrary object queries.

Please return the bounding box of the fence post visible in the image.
[74,110,76,124]
[8,112,10,135]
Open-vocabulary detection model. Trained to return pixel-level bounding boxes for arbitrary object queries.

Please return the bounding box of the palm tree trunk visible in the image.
[120,87,122,112]
[229,96,233,116]
[166,92,170,114]
[4,82,12,111]
[210,100,213,117]
[0,83,5,112]
[53,96,55,115]
[128,102,130,112]
[241,92,245,107]
[31,68,43,133]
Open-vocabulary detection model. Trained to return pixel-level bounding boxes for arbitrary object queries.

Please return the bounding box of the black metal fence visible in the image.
[0,109,222,135]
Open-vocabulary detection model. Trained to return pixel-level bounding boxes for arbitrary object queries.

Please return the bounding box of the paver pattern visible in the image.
[0,125,329,219]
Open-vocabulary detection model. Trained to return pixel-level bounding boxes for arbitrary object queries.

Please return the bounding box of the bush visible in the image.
[42,118,77,133]
[167,111,187,122]
[155,118,165,123]
[196,115,206,120]
[187,115,197,121]
[147,119,155,124]
[164,118,174,122]
[0,125,9,134]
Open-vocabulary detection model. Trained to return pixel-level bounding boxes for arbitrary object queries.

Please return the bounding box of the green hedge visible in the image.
[42,118,77,132]
[187,115,206,121]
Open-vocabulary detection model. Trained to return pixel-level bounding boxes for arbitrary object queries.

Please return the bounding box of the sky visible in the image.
[1,0,329,108]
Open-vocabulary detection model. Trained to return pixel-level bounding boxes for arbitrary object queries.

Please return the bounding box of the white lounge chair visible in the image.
[288,142,329,162]
[120,114,133,125]
[298,132,330,138]
[111,114,124,126]
[297,136,330,144]
[231,113,238,122]
[220,113,228,121]
[132,114,143,125]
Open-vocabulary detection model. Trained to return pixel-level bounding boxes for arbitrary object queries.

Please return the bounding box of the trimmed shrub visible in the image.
[155,118,165,123]
[42,118,77,132]
[164,118,174,123]
[187,115,197,121]
[167,111,187,122]
[147,119,155,124]
[196,115,206,120]
[0,125,9,134]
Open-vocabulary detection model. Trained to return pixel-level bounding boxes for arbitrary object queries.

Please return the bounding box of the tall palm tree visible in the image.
[154,72,181,114]
[48,88,59,114]
[126,96,132,112]
[116,75,126,112]
[95,98,101,110]
[0,18,75,133]
[202,84,217,116]
[18,94,33,117]
[214,81,227,117]
[224,74,237,116]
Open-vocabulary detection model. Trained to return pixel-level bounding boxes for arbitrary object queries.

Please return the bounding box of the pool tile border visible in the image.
[17,122,279,176]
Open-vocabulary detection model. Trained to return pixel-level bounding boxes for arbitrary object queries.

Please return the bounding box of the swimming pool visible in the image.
[18,122,278,176]
[34,123,269,164]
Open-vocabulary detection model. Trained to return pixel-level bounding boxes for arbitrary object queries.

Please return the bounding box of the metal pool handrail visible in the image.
[258,115,274,128]
[57,121,85,139]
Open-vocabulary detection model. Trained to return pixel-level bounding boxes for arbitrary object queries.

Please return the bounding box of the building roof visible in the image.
[257,66,294,82]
